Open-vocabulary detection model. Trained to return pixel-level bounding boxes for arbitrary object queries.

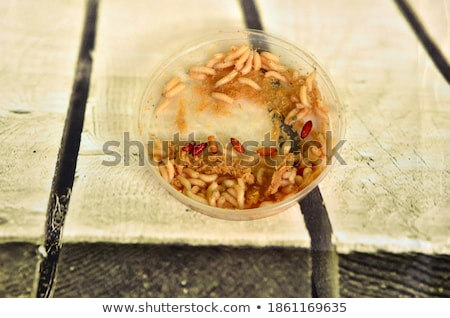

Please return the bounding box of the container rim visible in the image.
[135,29,345,221]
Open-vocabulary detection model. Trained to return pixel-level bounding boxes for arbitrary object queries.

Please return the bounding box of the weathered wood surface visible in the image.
[53,244,450,297]
[339,251,450,297]
[59,0,450,253]
[1,243,448,297]
[0,0,84,242]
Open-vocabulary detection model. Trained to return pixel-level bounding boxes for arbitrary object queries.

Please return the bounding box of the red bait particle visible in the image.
[191,142,207,156]
[301,120,313,139]
[230,138,245,153]
[181,141,195,153]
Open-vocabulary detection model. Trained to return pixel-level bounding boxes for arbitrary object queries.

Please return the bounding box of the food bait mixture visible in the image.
[147,44,330,209]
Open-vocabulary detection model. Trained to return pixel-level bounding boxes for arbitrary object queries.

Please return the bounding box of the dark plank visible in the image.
[339,252,450,297]
[53,243,311,298]
[0,243,37,298]
[1,243,448,298]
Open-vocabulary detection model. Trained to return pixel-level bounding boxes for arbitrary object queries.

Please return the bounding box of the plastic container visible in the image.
[136,29,343,221]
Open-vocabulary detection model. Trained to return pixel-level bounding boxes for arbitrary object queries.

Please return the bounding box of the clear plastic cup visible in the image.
[136,29,344,221]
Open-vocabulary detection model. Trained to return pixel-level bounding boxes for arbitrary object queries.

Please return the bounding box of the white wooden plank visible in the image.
[257,0,450,253]
[63,0,311,247]
[0,0,84,242]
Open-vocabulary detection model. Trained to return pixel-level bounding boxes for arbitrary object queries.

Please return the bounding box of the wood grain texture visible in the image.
[2,243,447,298]
[257,0,450,253]
[0,0,84,242]
[53,245,449,297]
[339,252,450,297]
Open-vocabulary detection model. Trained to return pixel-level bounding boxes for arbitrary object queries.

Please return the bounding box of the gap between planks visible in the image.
[394,0,450,84]
[33,0,99,298]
